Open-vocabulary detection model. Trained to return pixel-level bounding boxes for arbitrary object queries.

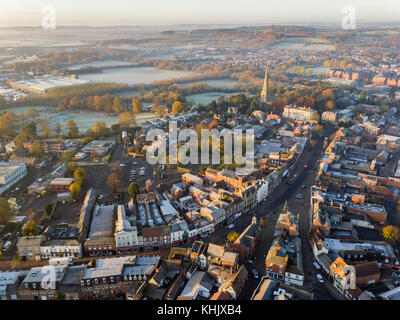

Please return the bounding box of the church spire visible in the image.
[260,68,269,103]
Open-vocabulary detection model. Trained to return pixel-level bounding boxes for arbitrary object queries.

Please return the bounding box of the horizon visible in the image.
[0,0,400,27]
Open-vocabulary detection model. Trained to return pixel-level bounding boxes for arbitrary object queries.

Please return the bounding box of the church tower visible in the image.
[260,68,269,103]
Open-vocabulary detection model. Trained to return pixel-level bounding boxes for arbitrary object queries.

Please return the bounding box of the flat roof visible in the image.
[11,76,92,92]
[88,205,115,239]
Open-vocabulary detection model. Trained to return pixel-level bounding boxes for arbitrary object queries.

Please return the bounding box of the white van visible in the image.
[313,261,321,271]
[1,241,12,252]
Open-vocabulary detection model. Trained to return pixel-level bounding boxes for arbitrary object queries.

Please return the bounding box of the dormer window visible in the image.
[94,279,98,284]
[103,278,106,283]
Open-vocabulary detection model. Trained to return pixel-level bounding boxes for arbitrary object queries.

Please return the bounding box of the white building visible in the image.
[283,105,318,121]
[0,162,27,195]
[322,111,337,123]
[5,141,16,154]
[257,179,269,203]
[114,205,142,251]
[40,240,82,259]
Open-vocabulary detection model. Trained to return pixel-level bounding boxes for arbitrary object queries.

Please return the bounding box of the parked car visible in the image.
[316,274,324,284]
[296,194,304,199]
[251,269,260,279]
[120,163,126,167]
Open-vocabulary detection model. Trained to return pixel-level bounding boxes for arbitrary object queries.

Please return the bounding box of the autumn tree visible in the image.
[132,97,143,113]
[73,167,87,186]
[69,183,82,201]
[128,182,140,199]
[227,231,239,244]
[30,140,44,157]
[92,121,110,138]
[112,97,124,113]
[382,225,400,243]
[172,101,185,114]
[118,111,137,128]
[22,220,39,237]
[66,119,79,139]
[325,100,335,111]
[26,108,39,121]
[0,198,13,224]
[55,122,62,138]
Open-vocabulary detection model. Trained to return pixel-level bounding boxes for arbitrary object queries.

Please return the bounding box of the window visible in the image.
[103,278,106,283]
[86,280,90,285]
[94,279,98,284]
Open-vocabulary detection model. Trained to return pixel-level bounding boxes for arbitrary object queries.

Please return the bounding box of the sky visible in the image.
[0,0,399,27]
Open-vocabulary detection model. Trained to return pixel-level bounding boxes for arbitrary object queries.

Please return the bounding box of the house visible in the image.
[217,265,248,300]
[49,178,74,193]
[251,277,313,300]
[18,266,67,300]
[232,216,260,260]
[177,271,214,300]
[353,261,380,286]
[17,236,45,261]
[57,264,87,300]
[142,260,181,300]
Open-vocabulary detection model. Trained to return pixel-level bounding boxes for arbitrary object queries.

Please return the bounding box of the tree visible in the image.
[55,122,62,138]
[118,111,137,128]
[132,97,143,113]
[69,183,82,201]
[26,108,39,121]
[172,101,184,114]
[0,198,13,224]
[22,220,38,236]
[30,140,44,157]
[68,96,81,109]
[312,125,324,138]
[359,91,366,103]
[92,121,110,138]
[128,182,139,199]
[325,100,335,111]
[382,225,400,243]
[45,203,54,216]
[66,119,79,139]
[38,119,51,138]
[227,231,239,244]
[107,171,122,192]
[73,167,87,186]
[112,97,124,113]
